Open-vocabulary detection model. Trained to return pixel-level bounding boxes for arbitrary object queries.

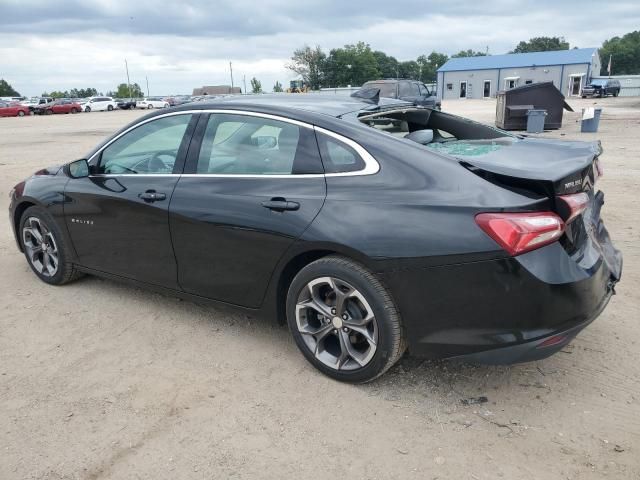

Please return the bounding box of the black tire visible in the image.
[581,95,586,99]
[107,105,113,111]
[70,108,77,114]
[286,255,406,383]
[17,110,25,117]
[147,104,153,109]
[19,206,83,286]
[85,106,91,113]
[613,92,618,97]
[44,109,53,115]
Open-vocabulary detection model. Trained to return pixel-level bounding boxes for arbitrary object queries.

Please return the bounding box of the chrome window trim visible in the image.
[87,109,380,178]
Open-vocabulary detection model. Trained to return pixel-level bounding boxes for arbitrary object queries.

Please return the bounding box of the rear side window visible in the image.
[398,82,411,97]
[316,132,365,174]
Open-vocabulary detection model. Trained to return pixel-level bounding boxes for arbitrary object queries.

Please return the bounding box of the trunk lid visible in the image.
[427,137,621,280]
[427,136,601,196]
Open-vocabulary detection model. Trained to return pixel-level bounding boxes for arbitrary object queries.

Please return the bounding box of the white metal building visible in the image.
[437,48,600,100]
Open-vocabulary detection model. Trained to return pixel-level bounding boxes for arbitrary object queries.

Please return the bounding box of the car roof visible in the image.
[170,94,413,118]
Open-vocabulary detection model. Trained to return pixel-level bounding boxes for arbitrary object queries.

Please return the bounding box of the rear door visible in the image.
[64,112,198,288]
[169,111,326,307]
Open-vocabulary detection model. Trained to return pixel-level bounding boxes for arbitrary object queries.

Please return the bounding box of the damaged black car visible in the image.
[9,93,622,382]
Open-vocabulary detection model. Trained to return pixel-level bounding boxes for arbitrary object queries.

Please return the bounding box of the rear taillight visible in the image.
[558,192,589,224]
[475,212,565,256]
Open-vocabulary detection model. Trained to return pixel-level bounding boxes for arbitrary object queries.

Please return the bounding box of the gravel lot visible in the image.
[1,98,639,479]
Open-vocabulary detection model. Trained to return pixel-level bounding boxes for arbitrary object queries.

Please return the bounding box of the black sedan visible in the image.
[8,94,622,382]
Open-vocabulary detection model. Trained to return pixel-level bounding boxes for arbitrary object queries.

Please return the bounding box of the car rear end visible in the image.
[379,137,622,363]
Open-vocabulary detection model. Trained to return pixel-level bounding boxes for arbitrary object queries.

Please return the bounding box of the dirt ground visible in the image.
[1,97,638,480]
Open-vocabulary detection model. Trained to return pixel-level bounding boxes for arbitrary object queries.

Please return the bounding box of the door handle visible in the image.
[261,198,300,212]
[139,190,167,202]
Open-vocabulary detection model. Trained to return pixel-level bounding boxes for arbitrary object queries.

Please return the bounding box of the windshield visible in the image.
[363,82,397,98]
[590,79,607,86]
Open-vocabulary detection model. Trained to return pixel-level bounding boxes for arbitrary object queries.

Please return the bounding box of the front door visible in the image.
[459,81,467,98]
[570,76,582,96]
[170,112,327,308]
[483,80,491,98]
[64,113,197,288]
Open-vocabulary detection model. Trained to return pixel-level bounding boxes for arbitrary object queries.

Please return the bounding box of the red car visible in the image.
[0,101,31,117]
[35,99,82,115]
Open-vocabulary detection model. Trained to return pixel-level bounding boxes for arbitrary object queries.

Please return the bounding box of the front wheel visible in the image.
[19,206,82,285]
[70,108,77,114]
[85,106,91,112]
[107,105,113,111]
[18,110,25,117]
[286,255,406,383]
[147,104,154,109]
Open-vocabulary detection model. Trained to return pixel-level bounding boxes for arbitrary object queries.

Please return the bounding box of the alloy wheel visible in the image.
[295,276,378,371]
[22,216,59,277]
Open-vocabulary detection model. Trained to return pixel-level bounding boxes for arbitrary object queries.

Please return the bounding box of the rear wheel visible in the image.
[17,110,25,117]
[107,105,113,111]
[44,109,53,115]
[19,206,82,285]
[286,255,405,383]
[70,108,77,114]
[147,104,154,109]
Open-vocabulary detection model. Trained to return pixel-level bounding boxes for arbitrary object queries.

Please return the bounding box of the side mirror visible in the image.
[66,159,90,178]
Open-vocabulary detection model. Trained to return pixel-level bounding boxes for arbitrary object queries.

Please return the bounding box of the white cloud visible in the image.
[1,1,637,96]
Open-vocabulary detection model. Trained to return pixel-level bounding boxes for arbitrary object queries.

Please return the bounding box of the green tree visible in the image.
[372,50,399,78]
[286,45,326,90]
[599,30,640,75]
[324,42,380,87]
[416,52,449,82]
[42,90,69,99]
[273,81,283,92]
[250,77,262,93]
[511,36,569,53]
[113,82,144,98]
[451,49,488,58]
[69,87,98,98]
[0,79,21,96]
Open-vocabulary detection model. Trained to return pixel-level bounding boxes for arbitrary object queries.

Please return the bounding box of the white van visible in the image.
[80,96,118,112]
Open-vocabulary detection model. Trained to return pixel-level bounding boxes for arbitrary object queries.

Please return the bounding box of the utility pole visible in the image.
[145,76,150,97]
[124,59,132,98]
[229,62,234,91]
[243,75,247,95]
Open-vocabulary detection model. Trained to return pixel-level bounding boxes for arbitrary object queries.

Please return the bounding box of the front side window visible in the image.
[98,114,192,174]
[196,114,319,175]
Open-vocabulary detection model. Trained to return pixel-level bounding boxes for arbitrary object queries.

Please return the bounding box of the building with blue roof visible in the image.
[436,48,600,100]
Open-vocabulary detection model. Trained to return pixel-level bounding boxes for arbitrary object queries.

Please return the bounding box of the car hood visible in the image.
[34,164,63,176]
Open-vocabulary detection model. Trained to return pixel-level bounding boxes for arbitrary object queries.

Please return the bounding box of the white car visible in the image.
[81,96,118,112]
[137,97,170,109]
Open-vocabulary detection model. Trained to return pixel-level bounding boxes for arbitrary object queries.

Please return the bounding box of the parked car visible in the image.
[116,98,137,110]
[9,95,622,383]
[33,99,82,115]
[581,79,621,98]
[20,97,53,111]
[0,101,31,117]
[163,95,192,107]
[360,79,441,109]
[137,97,170,109]
[80,96,118,112]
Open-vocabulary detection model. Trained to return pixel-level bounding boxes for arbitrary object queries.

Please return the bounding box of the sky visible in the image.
[1,0,638,97]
